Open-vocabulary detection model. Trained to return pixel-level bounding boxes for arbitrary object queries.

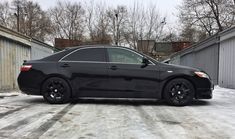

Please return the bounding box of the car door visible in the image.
[58,47,109,97]
[106,47,159,98]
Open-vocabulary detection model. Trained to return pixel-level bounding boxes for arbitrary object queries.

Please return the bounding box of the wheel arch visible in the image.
[161,75,196,99]
[40,74,73,97]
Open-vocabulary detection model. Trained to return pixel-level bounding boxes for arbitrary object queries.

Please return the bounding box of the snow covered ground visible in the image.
[0,86,235,139]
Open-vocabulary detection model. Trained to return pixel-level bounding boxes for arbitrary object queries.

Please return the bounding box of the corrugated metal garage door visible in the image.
[31,40,53,60]
[219,37,235,88]
[170,35,219,85]
[179,46,219,84]
[0,38,30,91]
[194,46,219,84]
[180,53,195,68]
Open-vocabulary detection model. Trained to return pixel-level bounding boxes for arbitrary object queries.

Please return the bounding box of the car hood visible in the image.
[158,62,200,71]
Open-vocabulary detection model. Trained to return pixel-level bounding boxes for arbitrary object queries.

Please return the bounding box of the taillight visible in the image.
[21,65,32,71]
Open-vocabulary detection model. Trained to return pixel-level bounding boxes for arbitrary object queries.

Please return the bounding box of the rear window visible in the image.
[62,48,105,62]
[41,48,75,61]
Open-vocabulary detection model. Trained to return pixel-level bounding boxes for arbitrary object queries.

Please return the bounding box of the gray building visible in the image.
[0,25,54,91]
[219,27,235,88]
[31,39,54,60]
[168,26,235,89]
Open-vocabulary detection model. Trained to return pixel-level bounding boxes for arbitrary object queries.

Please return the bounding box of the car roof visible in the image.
[65,45,133,51]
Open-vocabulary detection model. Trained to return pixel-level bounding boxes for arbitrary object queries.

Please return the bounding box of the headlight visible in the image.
[194,71,209,79]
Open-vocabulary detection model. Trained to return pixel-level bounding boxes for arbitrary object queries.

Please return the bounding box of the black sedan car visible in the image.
[18,45,213,106]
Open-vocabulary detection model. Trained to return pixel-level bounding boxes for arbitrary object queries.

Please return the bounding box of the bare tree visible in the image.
[12,0,52,41]
[49,1,85,41]
[124,2,167,50]
[84,2,167,47]
[124,2,140,49]
[107,6,128,45]
[179,0,235,37]
[0,1,12,27]
[0,0,170,46]
[93,3,112,43]
[84,2,112,44]
[136,7,146,48]
[85,0,95,41]
[0,0,53,41]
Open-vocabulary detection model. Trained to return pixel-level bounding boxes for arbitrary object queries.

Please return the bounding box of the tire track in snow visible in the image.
[27,104,74,139]
[0,105,31,119]
[0,109,52,138]
[133,105,168,138]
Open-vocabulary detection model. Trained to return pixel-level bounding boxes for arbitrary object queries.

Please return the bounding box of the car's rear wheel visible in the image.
[42,77,71,104]
[163,78,195,106]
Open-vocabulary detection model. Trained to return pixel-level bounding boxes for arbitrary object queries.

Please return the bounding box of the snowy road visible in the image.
[0,86,235,139]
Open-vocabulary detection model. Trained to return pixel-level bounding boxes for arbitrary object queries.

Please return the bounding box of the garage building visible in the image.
[219,27,235,88]
[0,25,54,91]
[168,26,235,89]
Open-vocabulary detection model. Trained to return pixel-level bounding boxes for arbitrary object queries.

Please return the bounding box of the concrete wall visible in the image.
[219,27,235,88]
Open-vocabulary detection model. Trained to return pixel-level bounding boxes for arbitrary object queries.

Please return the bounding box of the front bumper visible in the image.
[196,88,213,99]
[193,76,214,99]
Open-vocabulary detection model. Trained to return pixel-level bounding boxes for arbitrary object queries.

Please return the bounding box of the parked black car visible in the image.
[18,45,213,106]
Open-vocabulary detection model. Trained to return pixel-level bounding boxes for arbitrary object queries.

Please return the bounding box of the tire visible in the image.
[42,77,71,104]
[163,78,195,106]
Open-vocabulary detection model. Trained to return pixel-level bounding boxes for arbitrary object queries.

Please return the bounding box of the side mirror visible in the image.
[141,57,149,68]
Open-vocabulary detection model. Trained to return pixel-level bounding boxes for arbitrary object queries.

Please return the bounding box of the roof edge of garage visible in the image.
[169,26,235,60]
[0,25,31,46]
[0,25,56,52]
[169,34,219,59]
[219,26,235,42]
[31,38,54,50]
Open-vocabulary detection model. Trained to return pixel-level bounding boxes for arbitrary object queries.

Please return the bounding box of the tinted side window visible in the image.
[62,48,105,62]
[107,48,143,64]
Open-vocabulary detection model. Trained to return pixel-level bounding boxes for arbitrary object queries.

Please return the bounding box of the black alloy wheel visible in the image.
[164,78,195,106]
[42,77,71,104]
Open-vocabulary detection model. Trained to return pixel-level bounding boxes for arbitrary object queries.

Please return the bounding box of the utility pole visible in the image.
[115,13,118,46]
[14,1,20,32]
[17,4,19,32]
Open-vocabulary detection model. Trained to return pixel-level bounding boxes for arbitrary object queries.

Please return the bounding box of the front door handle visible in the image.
[110,65,118,70]
[61,63,70,68]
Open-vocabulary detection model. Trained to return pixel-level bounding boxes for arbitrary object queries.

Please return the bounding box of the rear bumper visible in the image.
[19,87,41,96]
[17,72,41,96]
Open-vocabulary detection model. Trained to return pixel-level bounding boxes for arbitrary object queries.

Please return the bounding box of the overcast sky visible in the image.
[27,0,182,27]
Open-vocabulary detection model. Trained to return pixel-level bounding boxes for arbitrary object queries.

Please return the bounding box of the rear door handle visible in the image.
[110,65,118,70]
[61,63,70,68]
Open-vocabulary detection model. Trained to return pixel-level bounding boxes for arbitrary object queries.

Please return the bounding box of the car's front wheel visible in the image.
[163,78,195,106]
[42,77,71,104]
